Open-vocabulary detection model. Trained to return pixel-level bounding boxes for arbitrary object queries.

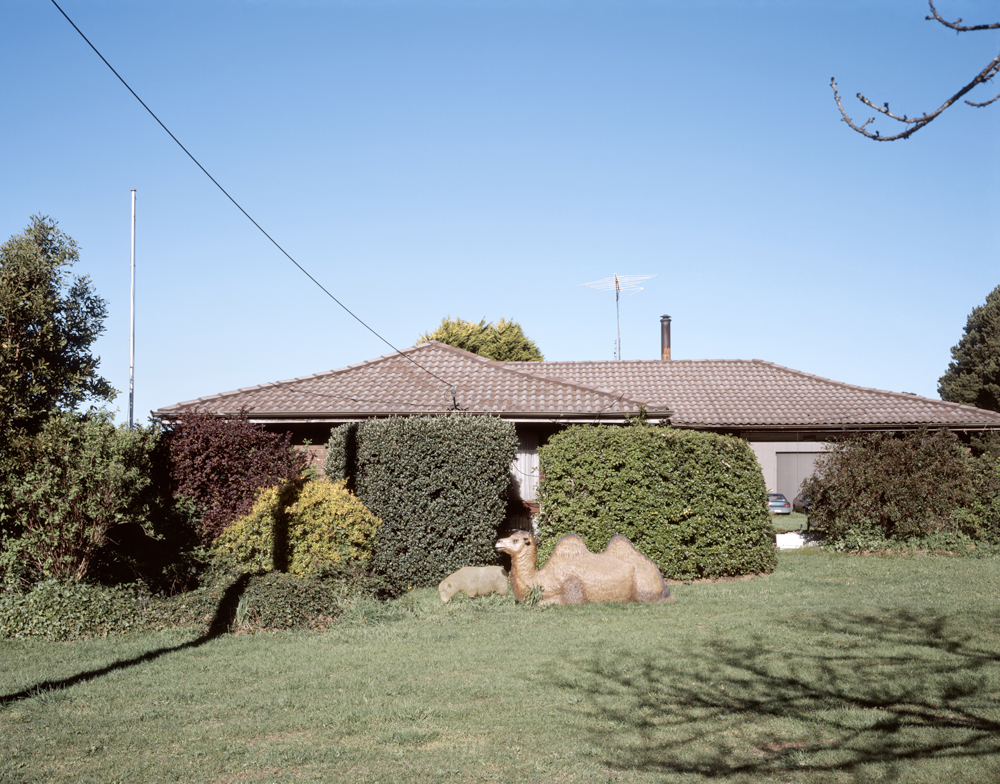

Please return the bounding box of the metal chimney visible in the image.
[660,314,671,360]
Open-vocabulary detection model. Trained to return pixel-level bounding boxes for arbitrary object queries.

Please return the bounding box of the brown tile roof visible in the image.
[153,342,1000,431]
[508,358,1000,430]
[153,342,656,422]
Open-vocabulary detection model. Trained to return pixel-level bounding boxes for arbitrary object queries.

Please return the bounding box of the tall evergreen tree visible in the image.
[0,216,116,451]
[419,316,544,362]
[938,285,1000,413]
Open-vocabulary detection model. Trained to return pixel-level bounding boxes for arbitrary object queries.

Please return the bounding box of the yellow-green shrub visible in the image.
[212,479,381,576]
[284,479,381,575]
[212,484,286,573]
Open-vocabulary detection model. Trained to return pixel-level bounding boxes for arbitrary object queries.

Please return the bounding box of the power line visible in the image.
[49,0,456,395]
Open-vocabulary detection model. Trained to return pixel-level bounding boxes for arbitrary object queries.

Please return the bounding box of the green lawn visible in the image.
[771,511,808,532]
[3,549,1000,783]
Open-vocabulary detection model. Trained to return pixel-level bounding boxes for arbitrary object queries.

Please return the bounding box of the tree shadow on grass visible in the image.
[547,610,1000,781]
[0,573,252,709]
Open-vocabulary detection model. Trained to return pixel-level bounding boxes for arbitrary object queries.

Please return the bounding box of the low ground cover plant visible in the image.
[0,565,396,640]
[0,580,147,641]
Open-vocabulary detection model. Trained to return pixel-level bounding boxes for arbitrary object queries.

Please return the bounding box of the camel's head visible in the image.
[495,531,537,558]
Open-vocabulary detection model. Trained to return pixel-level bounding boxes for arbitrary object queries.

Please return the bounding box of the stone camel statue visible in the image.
[437,565,509,603]
[495,530,672,606]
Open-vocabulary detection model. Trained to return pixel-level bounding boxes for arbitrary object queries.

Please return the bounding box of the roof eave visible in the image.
[672,422,1000,433]
[153,408,674,425]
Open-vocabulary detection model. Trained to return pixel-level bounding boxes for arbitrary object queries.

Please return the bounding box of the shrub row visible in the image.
[0,408,315,592]
[0,566,398,640]
[535,422,776,580]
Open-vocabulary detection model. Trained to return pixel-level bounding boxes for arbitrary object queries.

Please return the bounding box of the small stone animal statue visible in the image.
[495,531,672,606]
[438,565,510,603]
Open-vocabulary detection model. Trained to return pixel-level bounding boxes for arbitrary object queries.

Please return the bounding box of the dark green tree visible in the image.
[0,216,116,450]
[938,285,1000,413]
[418,316,544,362]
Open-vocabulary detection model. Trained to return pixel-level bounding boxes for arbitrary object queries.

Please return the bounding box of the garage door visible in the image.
[776,452,821,502]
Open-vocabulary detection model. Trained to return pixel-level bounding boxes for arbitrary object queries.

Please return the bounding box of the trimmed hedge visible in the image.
[323,423,360,488]
[356,415,518,594]
[535,423,776,580]
[212,479,382,576]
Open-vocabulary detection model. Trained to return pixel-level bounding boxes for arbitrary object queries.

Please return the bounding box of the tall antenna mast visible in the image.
[578,273,655,359]
[129,189,136,429]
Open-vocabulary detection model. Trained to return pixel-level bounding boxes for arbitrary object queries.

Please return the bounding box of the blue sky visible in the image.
[4,0,999,424]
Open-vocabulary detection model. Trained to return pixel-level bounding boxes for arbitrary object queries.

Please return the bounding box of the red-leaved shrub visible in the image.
[164,410,308,545]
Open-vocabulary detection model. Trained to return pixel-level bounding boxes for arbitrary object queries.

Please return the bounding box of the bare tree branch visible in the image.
[832,1,1000,141]
[925,0,1000,33]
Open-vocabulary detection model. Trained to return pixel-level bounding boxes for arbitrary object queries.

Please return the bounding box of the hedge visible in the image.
[323,422,360,489]
[355,414,518,594]
[535,423,776,580]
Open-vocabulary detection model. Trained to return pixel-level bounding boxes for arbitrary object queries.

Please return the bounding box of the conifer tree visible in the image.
[938,285,1000,413]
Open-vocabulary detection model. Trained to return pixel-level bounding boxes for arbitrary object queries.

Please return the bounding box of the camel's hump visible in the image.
[550,534,590,558]
[604,534,652,563]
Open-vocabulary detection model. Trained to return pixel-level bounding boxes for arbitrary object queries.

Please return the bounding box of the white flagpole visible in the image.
[129,189,136,429]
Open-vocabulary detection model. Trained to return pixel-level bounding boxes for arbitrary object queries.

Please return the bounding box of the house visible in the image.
[153,319,1000,518]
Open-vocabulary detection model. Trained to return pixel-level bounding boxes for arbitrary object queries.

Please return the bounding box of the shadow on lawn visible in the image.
[551,610,1000,780]
[0,573,251,709]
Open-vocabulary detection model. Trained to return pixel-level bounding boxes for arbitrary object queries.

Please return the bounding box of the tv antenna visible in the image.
[578,273,656,360]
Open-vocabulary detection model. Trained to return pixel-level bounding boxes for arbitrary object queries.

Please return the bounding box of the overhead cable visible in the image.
[49,0,456,394]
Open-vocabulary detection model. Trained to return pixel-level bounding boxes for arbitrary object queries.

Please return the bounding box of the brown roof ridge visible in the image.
[420,341,664,412]
[489,362,661,412]
[417,339,494,362]
[510,357,752,366]
[154,343,441,414]
[154,341,667,418]
[518,356,1000,416]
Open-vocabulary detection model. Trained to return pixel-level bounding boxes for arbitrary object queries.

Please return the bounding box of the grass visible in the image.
[771,511,808,532]
[2,549,1000,783]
